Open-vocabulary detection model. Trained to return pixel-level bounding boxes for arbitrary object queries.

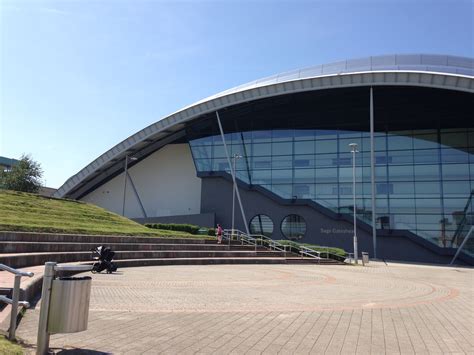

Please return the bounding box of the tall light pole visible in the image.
[122,155,137,216]
[349,143,359,264]
[231,153,242,241]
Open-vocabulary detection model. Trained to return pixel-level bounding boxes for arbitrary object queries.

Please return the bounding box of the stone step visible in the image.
[1,250,288,269]
[0,241,261,253]
[285,258,345,265]
[0,231,218,245]
[110,257,290,268]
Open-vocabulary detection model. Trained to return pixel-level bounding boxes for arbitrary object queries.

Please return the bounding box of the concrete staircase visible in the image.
[0,232,343,270]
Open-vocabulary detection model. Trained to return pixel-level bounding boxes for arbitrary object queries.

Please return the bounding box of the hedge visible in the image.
[145,223,200,235]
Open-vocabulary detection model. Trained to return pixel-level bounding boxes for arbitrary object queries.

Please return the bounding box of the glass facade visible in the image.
[187,87,474,255]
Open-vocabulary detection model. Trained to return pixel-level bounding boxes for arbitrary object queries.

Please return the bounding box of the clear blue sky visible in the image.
[1,0,472,188]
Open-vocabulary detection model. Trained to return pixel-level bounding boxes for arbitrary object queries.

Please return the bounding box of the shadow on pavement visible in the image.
[54,349,112,355]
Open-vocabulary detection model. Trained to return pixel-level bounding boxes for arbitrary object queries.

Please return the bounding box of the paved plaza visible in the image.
[17,262,473,354]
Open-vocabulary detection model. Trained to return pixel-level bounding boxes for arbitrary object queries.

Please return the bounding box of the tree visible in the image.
[0,154,43,193]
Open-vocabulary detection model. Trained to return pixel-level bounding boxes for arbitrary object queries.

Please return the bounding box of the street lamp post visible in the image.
[231,153,242,243]
[122,155,137,216]
[349,143,359,264]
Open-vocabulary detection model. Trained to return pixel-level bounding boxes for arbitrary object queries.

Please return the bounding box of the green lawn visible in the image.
[0,190,209,238]
[0,335,23,355]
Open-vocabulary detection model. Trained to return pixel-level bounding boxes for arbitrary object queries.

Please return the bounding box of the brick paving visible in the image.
[16,262,474,354]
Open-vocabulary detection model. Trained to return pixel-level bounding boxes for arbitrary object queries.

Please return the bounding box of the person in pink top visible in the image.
[216,224,223,244]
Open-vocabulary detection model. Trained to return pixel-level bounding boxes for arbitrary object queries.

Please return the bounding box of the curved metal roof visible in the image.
[55,54,474,199]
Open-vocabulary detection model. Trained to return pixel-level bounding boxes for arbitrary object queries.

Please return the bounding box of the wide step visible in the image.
[0,241,258,253]
[1,250,287,269]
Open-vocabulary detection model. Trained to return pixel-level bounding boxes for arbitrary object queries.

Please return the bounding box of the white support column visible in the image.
[121,156,129,216]
[370,87,377,259]
[216,111,250,235]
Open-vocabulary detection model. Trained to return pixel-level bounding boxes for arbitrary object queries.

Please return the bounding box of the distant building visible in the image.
[0,156,20,172]
[39,187,57,197]
[0,155,56,196]
[54,54,474,265]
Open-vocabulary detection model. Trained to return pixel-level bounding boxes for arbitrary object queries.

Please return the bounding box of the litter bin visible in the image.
[361,252,369,266]
[47,276,92,334]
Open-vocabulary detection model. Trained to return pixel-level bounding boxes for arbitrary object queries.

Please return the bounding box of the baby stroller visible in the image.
[91,246,118,274]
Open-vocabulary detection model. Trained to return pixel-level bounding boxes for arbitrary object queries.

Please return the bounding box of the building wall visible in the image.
[81,144,202,218]
[200,176,468,264]
[201,176,374,251]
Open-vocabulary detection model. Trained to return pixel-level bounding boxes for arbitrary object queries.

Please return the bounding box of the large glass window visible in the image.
[281,214,306,240]
[189,123,473,250]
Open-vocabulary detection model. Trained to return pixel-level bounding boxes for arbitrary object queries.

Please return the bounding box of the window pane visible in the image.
[388,165,414,181]
[249,214,274,237]
[414,149,439,164]
[294,141,315,154]
[414,165,439,181]
[272,142,292,155]
[441,131,468,148]
[272,155,292,169]
[441,148,469,164]
[387,134,413,150]
[252,143,271,156]
[442,164,470,180]
[272,169,292,184]
[316,140,337,154]
[413,134,438,149]
[281,214,306,240]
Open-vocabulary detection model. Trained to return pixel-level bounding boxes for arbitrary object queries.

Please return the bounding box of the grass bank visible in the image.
[0,335,23,355]
[0,190,209,239]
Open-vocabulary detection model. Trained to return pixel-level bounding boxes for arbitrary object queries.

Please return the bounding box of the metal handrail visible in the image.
[0,296,30,308]
[299,245,322,259]
[251,234,289,253]
[451,190,474,246]
[0,264,34,277]
[0,263,34,341]
[450,226,474,264]
[223,230,344,262]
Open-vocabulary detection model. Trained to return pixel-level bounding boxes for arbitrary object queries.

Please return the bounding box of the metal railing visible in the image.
[223,229,258,251]
[251,234,290,255]
[223,230,345,262]
[0,264,34,341]
[450,226,474,265]
[451,190,474,248]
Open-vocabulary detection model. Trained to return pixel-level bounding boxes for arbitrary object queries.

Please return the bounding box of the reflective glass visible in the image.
[442,164,470,180]
[249,214,274,237]
[281,214,306,240]
[441,131,468,148]
[189,125,473,249]
[295,141,315,155]
[413,134,439,149]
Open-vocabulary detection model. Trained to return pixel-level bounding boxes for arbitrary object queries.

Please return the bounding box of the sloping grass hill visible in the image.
[0,190,194,237]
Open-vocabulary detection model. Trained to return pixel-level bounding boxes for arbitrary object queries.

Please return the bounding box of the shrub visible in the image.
[207,228,216,236]
[144,223,200,234]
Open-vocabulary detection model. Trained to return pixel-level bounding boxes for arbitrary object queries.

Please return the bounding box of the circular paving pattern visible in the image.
[88,264,458,313]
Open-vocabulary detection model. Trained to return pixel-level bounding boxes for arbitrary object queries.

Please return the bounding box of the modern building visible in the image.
[0,156,20,172]
[54,54,474,265]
